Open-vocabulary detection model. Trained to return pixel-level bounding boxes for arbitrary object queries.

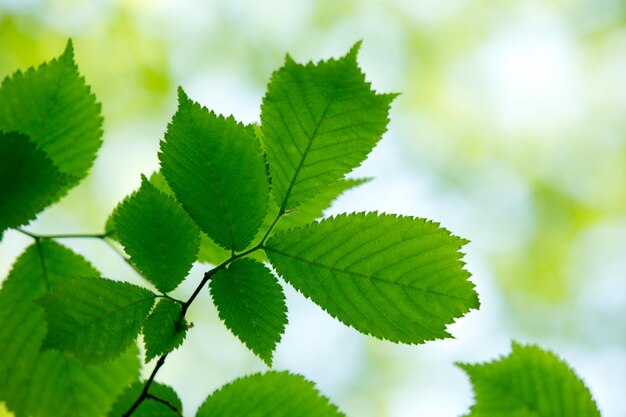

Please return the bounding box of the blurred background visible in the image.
[0,0,624,416]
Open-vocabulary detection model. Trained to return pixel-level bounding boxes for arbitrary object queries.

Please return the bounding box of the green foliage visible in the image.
[159,88,269,251]
[0,40,602,417]
[143,299,187,362]
[459,342,601,417]
[114,175,200,293]
[261,42,394,211]
[195,371,345,417]
[266,212,478,343]
[210,258,287,365]
[39,276,155,363]
[108,382,183,417]
[0,132,68,233]
[0,241,139,417]
[0,40,102,188]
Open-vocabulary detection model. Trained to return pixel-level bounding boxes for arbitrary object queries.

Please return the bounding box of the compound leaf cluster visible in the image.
[0,241,139,417]
[0,39,598,417]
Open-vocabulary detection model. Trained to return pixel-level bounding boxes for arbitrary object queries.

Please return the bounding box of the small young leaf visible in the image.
[269,177,370,234]
[142,299,187,362]
[265,212,479,344]
[0,241,139,417]
[0,132,68,232]
[108,381,183,417]
[0,40,102,188]
[114,175,200,293]
[197,178,367,265]
[39,276,156,364]
[210,258,287,365]
[195,371,345,417]
[261,42,395,211]
[459,342,601,417]
[159,89,269,251]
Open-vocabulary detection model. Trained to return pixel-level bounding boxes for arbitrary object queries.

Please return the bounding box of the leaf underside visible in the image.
[195,371,345,417]
[159,89,269,251]
[142,299,187,362]
[39,276,155,364]
[114,176,200,293]
[108,381,183,417]
[0,241,139,417]
[458,342,601,417]
[261,42,394,211]
[266,212,479,344]
[210,258,287,365]
[0,132,68,232]
[0,40,102,189]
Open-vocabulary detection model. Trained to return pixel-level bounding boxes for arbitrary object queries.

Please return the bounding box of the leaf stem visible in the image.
[122,355,167,417]
[16,228,108,239]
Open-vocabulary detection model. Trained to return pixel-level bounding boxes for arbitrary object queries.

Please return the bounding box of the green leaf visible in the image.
[143,299,187,362]
[196,178,368,265]
[195,371,345,417]
[0,241,139,417]
[0,40,102,188]
[108,381,183,417]
[270,177,370,234]
[159,88,269,251]
[210,258,287,365]
[114,175,200,293]
[458,342,601,417]
[0,132,68,232]
[39,276,156,363]
[265,212,479,344]
[260,42,395,211]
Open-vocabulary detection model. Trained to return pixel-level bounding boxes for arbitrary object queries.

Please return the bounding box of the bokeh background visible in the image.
[1,0,625,416]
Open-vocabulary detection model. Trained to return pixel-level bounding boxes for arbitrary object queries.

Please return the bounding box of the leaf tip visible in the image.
[62,39,75,61]
[347,40,363,60]
[177,86,190,104]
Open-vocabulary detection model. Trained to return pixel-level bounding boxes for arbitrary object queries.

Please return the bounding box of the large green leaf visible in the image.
[0,132,68,233]
[260,42,394,211]
[108,381,183,417]
[0,241,139,417]
[142,299,187,362]
[459,342,601,417]
[39,276,155,364]
[209,258,287,365]
[195,371,345,417]
[265,212,479,344]
[114,175,200,293]
[0,40,102,187]
[159,89,269,251]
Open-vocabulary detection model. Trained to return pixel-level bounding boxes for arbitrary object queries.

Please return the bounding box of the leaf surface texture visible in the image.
[142,299,187,362]
[114,176,200,292]
[159,89,269,251]
[195,371,345,417]
[39,276,155,363]
[459,342,601,417]
[0,40,102,189]
[210,258,287,365]
[265,212,479,344]
[0,132,68,232]
[0,241,139,417]
[261,42,394,210]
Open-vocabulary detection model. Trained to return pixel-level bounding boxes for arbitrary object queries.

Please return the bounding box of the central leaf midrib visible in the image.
[278,97,333,213]
[266,248,472,302]
[172,119,236,249]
